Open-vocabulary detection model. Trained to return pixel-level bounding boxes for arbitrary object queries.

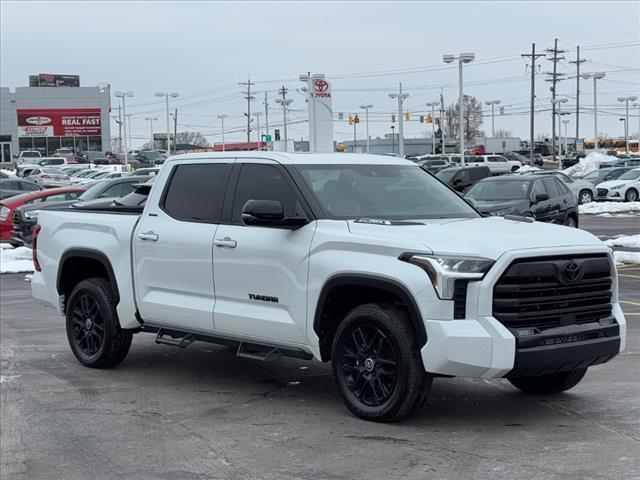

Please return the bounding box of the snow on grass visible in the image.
[0,245,34,274]
[579,201,640,215]
[614,250,640,265]
[515,165,541,173]
[562,152,618,178]
[604,235,640,249]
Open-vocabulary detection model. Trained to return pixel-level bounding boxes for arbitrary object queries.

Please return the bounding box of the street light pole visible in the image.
[155,92,179,153]
[562,119,570,155]
[617,96,638,155]
[426,102,439,154]
[391,125,395,155]
[551,97,568,158]
[275,96,293,152]
[443,52,475,163]
[217,114,228,151]
[484,99,501,138]
[581,72,606,150]
[359,104,373,153]
[389,83,409,157]
[145,117,157,148]
[114,91,134,168]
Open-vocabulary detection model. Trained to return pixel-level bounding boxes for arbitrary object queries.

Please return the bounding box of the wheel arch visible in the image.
[57,249,120,309]
[313,274,427,362]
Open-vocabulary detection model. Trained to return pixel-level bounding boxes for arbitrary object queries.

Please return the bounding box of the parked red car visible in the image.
[0,187,86,245]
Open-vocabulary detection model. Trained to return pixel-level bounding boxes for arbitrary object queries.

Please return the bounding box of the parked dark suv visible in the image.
[436,166,491,193]
[464,174,579,227]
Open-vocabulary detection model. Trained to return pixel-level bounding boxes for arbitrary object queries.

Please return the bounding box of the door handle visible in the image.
[214,237,237,248]
[138,231,159,241]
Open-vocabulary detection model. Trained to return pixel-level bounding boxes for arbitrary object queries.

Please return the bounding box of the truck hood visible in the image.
[347,216,603,260]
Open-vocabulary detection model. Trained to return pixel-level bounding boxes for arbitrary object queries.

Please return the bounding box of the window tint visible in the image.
[531,180,545,198]
[162,163,229,222]
[99,183,125,198]
[42,193,67,202]
[542,178,560,197]
[1,181,19,190]
[232,164,304,222]
[22,182,40,191]
[556,180,570,195]
[469,168,487,181]
[453,170,470,183]
[66,191,82,200]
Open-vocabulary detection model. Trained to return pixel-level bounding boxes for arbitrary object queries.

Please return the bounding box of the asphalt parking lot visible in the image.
[1,244,639,479]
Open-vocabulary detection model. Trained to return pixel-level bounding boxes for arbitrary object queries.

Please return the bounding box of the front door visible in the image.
[213,161,315,344]
[133,161,232,331]
[0,142,11,163]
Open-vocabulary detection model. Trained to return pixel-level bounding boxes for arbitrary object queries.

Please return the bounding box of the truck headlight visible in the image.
[24,210,41,220]
[399,253,495,299]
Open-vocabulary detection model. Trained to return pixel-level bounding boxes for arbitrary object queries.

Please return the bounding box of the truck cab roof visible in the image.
[167,151,413,166]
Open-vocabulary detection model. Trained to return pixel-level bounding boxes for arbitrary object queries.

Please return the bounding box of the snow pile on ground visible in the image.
[0,245,34,273]
[1,169,16,177]
[614,251,640,264]
[515,165,541,173]
[579,201,640,215]
[562,152,618,178]
[604,234,640,249]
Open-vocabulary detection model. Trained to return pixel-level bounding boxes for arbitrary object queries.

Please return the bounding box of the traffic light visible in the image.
[348,114,354,125]
[274,129,281,141]
[500,107,505,114]
[426,113,433,123]
[391,114,396,123]
[404,111,410,121]
[354,115,360,124]
[419,115,425,123]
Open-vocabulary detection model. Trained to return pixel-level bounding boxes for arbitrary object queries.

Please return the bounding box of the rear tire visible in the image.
[564,215,578,228]
[331,303,431,422]
[625,188,638,202]
[508,368,587,394]
[66,278,132,368]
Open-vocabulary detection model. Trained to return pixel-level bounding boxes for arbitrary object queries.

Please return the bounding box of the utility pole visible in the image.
[391,125,395,154]
[239,75,255,143]
[522,43,545,163]
[117,103,123,153]
[264,91,270,138]
[253,112,262,148]
[545,39,566,161]
[359,105,373,153]
[172,108,177,155]
[569,46,587,150]
[440,89,446,154]
[426,102,438,154]
[275,86,292,152]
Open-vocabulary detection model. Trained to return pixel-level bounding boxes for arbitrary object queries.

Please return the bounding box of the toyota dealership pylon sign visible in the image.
[17,108,101,137]
[301,73,334,152]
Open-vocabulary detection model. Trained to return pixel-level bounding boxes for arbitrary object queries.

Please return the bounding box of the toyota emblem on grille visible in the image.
[562,261,580,282]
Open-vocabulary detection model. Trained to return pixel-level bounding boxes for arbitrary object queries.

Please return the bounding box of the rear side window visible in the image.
[162,163,230,222]
[542,178,560,197]
[469,168,487,181]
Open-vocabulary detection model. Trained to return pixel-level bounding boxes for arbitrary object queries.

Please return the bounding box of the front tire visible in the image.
[564,215,578,228]
[66,278,132,368]
[508,368,587,394]
[331,303,431,422]
[625,188,638,202]
[578,190,593,204]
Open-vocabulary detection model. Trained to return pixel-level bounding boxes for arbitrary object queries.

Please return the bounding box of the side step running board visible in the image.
[143,324,313,362]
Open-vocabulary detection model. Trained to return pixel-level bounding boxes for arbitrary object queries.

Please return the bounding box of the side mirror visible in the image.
[534,193,550,203]
[242,199,308,229]
[452,178,462,185]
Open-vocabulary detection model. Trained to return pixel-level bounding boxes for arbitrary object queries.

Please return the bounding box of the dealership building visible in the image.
[0,74,111,162]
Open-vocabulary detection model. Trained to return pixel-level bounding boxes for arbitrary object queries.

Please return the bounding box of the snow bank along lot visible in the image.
[579,201,640,215]
[604,234,640,249]
[0,245,34,273]
[562,151,618,178]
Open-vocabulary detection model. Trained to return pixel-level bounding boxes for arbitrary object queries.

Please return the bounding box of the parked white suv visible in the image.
[466,154,522,174]
[31,152,626,422]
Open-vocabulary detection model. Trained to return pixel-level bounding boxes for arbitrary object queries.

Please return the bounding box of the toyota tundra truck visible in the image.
[31,152,626,422]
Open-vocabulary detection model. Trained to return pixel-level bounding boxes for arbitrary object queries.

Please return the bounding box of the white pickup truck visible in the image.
[31,152,626,421]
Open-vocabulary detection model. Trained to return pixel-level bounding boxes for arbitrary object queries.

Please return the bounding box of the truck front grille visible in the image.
[492,254,612,332]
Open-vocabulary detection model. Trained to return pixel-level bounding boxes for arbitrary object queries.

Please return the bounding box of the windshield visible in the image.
[296,164,478,220]
[466,180,531,201]
[22,151,40,157]
[436,169,457,182]
[618,169,640,181]
[582,170,607,181]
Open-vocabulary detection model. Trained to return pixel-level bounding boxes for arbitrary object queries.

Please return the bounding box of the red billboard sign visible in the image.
[17,109,101,137]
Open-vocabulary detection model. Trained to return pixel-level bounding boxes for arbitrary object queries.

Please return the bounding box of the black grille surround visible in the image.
[597,188,608,197]
[493,254,621,377]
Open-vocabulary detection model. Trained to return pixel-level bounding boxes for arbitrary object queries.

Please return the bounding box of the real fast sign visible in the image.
[17,109,101,137]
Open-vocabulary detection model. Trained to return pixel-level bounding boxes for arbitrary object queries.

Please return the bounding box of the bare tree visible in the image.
[535,133,549,142]
[494,128,513,138]
[174,131,210,147]
[445,95,483,140]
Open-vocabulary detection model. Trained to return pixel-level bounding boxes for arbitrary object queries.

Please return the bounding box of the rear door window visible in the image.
[162,163,230,223]
[542,178,560,197]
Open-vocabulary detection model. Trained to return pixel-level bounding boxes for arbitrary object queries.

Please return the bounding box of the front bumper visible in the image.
[417,246,626,379]
[596,189,625,201]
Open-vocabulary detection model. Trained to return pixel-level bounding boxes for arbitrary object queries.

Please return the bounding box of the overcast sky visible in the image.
[2,1,639,148]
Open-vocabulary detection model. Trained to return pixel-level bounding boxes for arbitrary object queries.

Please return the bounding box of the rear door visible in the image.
[541,177,564,223]
[212,160,315,344]
[133,160,232,331]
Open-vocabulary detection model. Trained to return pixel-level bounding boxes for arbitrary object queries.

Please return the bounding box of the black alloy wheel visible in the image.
[336,324,398,407]
[70,293,105,357]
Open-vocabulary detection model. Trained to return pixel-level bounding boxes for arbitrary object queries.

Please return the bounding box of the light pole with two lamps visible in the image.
[581,72,606,150]
[617,96,637,156]
[443,52,475,162]
[155,92,179,154]
[113,91,134,168]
